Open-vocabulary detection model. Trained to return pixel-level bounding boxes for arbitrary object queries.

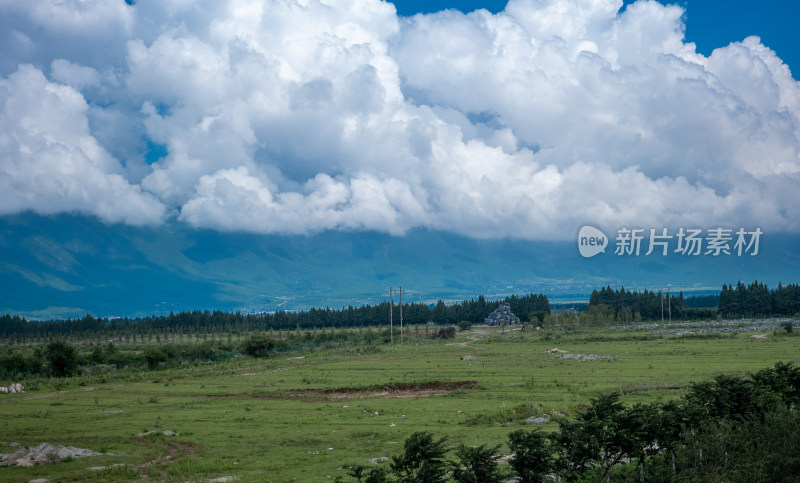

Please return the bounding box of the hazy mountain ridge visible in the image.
[1,214,797,319]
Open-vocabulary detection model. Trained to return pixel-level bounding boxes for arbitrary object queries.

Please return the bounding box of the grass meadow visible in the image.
[0,325,797,481]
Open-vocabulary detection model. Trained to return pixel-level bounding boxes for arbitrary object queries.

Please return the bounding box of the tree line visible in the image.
[342,362,800,482]
[589,280,800,322]
[587,286,701,321]
[0,293,550,340]
[719,281,800,318]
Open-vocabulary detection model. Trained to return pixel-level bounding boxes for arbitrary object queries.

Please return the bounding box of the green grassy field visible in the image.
[0,325,797,482]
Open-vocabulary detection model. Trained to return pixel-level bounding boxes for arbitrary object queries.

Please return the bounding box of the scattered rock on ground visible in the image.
[0,383,24,394]
[461,355,476,360]
[0,443,101,467]
[526,417,549,424]
[555,353,612,361]
[369,456,389,464]
[88,463,126,471]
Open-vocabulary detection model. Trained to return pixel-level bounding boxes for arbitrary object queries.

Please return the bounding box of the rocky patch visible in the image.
[0,443,101,467]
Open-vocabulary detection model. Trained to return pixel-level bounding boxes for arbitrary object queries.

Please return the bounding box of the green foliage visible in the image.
[364,466,390,483]
[143,348,167,369]
[0,350,42,377]
[450,443,504,483]
[0,292,550,339]
[45,340,78,377]
[345,464,391,483]
[457,320,472,331]
[589,286,689,321]
[527,311,547,324]
[390,431,449,483]
[720,280,800,317]
[682,374,780,424]
[751,361,800,410]
[90,346,105,364]
[618,408,800,482]
[242,334,284,357]
[346,464,368,482]
[507,429,554,483]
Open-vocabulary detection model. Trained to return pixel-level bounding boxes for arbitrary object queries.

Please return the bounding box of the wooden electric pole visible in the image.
[388,287,394,344]
[668,285,672,323]
[399,286,403,344]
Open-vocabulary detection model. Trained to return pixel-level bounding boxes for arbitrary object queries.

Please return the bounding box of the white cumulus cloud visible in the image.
[0,0,798,239]
[0,64,165,225]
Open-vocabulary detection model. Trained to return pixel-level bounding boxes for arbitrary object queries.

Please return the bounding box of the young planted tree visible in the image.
[45,340,78,377]
[450,443,504,483]
[390,431,449,483]
[242,334,284,357]
[507,429,554,483]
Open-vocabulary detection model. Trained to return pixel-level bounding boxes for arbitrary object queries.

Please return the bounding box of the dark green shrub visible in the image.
[390,431,449,482]
[431,327,456,339]
[507,429,554,483]
[45,340,78,377]
[451,443,504,483]
[242,334,283,357]
[143,348,168,369]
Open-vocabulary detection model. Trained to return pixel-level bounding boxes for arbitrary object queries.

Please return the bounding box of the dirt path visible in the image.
[138,442,198,479]
[1,386,96,403]
[445,329,488,350]
[235,366,296,376]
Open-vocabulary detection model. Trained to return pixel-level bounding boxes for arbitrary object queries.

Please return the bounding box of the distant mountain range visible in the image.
[1,213,798,319]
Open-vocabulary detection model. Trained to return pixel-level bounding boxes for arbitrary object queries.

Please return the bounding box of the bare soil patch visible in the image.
[309,380,478,400]
[197,380,478,402]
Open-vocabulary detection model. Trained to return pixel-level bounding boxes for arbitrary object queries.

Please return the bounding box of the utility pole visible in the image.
[399,286,403,344]
[660,288,664,322]
[388,287,394,344]
[668,284,672,323]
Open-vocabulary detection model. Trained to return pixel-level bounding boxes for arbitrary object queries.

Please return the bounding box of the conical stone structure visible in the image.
[484,302,520,326]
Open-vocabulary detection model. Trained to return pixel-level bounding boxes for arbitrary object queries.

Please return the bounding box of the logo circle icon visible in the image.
[578,226,608,258]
